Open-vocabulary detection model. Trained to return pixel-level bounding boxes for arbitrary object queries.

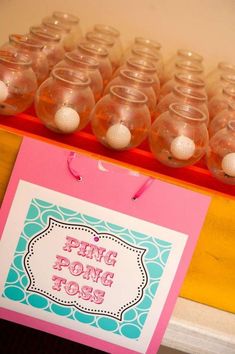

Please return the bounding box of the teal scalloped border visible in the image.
[2,198,172,340]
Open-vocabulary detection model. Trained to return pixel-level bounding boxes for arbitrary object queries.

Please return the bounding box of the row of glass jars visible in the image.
[0,11,234,185]
[1,41,234,142]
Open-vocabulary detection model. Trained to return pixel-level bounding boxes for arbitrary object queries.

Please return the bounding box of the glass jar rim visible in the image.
[175,59,203,73]
[132,47,161,61]
[86,31,114,47]
[221,73,235,84]
[52,67,91,86]
[173,85,207,102]
[94,24,120,38]
[78,42,109,57]
[127,57,157,73]
[42,22,70,34]
[65,52,99,69]
[177,49,203,62]
[134,37,162,50]
[218,61,235,73]
[175,72,205,87]
[223,85,235,98]
[169,103,207,122]
[227,120,235,131]
[30,26,61,42]
[9,34,44,50]
[110,85,148,104]
[120,69,154,85]
[53,11,79,25]
[42,16,71,32]
[0,50,32,67]
[227,101,235,111]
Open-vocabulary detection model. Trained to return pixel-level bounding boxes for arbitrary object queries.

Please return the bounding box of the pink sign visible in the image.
[0,137,210,353]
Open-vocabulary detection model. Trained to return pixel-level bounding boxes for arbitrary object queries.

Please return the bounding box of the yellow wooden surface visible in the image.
[0,129,235,314]
[0,130,22,204]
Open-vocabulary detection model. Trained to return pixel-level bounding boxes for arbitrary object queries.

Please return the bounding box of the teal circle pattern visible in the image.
[2,198,172,340]
[73,311,95,324]
[13,254,24,272]
[50,304,72,317]
[27,294,49,309]
[6,268,19,284]
[97,317,118,332]
[120,323,141,339]
[4,286,25,302]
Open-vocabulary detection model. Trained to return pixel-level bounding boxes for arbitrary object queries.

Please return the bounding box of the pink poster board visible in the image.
[0,137,210,353]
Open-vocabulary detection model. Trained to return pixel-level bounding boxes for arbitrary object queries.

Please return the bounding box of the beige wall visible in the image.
[0,0,235,71]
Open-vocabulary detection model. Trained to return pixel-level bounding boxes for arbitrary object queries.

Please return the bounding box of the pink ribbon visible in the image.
[132,177,154,200]
[67,152,82,181]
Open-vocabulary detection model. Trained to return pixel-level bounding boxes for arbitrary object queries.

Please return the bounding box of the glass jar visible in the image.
[90,85,151,150]
[164,49,203,83]
[207,120,235,184]
[35,67,95,134]
[55,51,103,102]
[207,73,235,99]
[131,46,164,84]
[0,51,37,115]
[77,42,112,87]
[164,59,204,83]
[209,102,235,137]
[149,103,208,167]
[104,69,156,118]
[3,34,49,85]
[159,72,206,102]
[93,24,122,68]
[114,56,160,98]
[42,16,72,52]
[208,85,235,121]
[122,37,162,64]
[52,11,82,49]
[85,31,119,71]
[155,85,209,124]
[134,37,162,52]
[206,62,235,99]
[29,26,65,70]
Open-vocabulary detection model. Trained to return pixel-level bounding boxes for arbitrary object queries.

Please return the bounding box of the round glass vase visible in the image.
[114,56,160,99]
[207,73,235,100]
[149,103,209,167]
[154,85,209,124]
[93,24,123,69]
[159,72,206,102]
[130,46,164,84]
[164,59,204,84]
[206,62,235,99]
[90,85,151,151]
[0,51,37,115]
[104,69,156,118]
[163,49,203,83]
[208,85,235,121]
[85,31,118,71]
[29,26,65,70]
[52,11,83,50]
[42,16,72,52]
[55,51,103,102]
[35,67,95,134]
[3,34,49,85]
[209,102,235,137]
[77,42,112,87]
[207,120,235,185]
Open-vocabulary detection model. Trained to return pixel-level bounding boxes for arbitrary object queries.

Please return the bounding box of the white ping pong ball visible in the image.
[0,81,8,103]
[54,107,80,133]
[221,152,235,177]
[170,135,195,160]
[106,123,131,149]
